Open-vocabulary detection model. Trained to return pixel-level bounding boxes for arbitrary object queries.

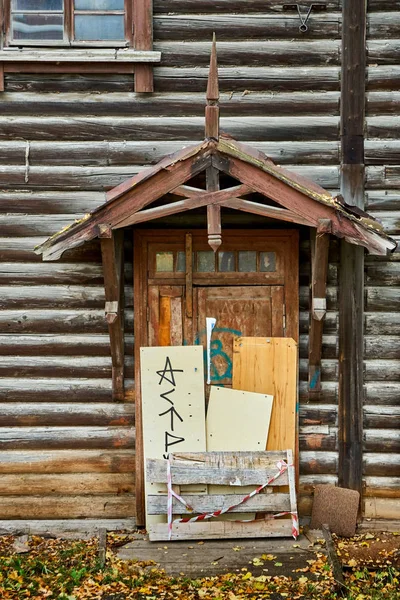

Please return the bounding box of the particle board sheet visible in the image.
[140,346,206,525]
[232,338,298,458]
[206,386,274,452]
[206,386,274,520]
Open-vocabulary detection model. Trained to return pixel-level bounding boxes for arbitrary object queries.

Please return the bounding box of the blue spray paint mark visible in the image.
[194,327,242,383]
[309,368,320,390]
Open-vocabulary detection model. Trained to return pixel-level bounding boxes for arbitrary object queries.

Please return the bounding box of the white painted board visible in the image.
[206,386,274,519]
[206,386,273,451]
[141,346,207,524]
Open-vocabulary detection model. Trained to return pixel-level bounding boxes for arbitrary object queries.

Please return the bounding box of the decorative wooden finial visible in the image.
[205,33,219,139]
[206,33,219,102]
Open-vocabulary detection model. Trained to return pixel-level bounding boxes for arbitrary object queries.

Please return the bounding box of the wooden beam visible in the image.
[100,230,125,401]
[338,0,366,499]
[219,197,314,227]
[0,63,4,93]
[185,233,193,318]
[134,0,154,92]
[308,219,331,395]
[206,165,221,252]
[115,184,251,228]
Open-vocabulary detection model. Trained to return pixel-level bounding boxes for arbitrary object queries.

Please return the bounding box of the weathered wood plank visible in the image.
[0,356,134,379]
[299,427,337,451]
[364,478,400,498]
[4,73,136,93]
[148,493,290,515]
[300,451,338,474]
[364,406,400,429]
[364,430,400,453]
[0,474,134,496]
[0,190,104,213]
[0,519,136,537]
[0,116,340,142]
[365,287,400,311]
[0,263,104,285]
[0,450,134,474]
[0,49,160,63]
[155,40,341,67]
[153,1,340,13]
[368,91,400,115]
[300,404,338,427]
[365,360,400,381]
[147,453,289,486]
[0,91,340,117]
[149,519,293,541]
[368,12,400,38]
[366,191,400,211]
[0,496,135,519]
[0,140,340,167]
[364,498,400,520]
[0,403,134,427]
[363,453,400,477]
[365,313,400,336]
[0,334,114,356]
[153,14,341,40]
[0,237,101,262]
[364,383,400,405]
[0,427,135,450]
[366,263,400,284]
[0,378,114,402]
[155,67,340,92]
[368,40,400,64]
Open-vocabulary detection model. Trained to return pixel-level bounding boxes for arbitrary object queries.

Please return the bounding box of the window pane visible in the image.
[75,0,124,8]
[13,0,63,9]
[74,14,124,40]
[218,251,235,272]
[238,251,257,272]
[197,251,215,273]
[176,251,186,273]
[156,252,174,273]
[260,251,276,272]
[12,14,64,40]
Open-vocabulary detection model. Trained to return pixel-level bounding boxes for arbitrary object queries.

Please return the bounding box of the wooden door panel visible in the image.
[196,286,280,386]
[148,285,184,346]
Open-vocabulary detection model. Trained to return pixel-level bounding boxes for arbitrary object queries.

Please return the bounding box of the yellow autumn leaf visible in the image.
[298,576,308,584]
[348,558,358,567]
[242,572,252,580]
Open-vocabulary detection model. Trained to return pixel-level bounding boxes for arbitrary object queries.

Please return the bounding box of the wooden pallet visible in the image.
[146,450,297,541]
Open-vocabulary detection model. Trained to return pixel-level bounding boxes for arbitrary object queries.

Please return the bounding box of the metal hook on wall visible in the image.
[283,4,326,33]
[297,4,313,32]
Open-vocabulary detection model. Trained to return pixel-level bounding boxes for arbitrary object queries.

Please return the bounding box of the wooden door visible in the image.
[196,286,284,386]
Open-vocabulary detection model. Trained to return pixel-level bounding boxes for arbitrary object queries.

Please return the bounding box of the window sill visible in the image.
[0,47,161,63]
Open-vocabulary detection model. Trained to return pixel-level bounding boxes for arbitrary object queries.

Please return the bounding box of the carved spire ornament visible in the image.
[205,33,222,252]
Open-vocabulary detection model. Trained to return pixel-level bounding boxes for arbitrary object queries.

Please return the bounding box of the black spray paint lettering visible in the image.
[156,356,185,455]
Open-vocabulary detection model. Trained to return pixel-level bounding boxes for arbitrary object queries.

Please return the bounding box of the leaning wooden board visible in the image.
[232,338,298,462]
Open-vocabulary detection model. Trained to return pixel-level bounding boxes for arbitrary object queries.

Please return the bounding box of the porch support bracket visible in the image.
[308,218,331,396]
[100,228,125,401]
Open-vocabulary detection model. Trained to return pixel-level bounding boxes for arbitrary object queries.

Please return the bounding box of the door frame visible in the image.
[133,228,299,525]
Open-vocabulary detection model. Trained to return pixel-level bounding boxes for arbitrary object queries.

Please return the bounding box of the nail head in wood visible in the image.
[98,223,113,238]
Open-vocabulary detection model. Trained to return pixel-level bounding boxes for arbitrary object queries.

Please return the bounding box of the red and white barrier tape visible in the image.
[166,457,298,540]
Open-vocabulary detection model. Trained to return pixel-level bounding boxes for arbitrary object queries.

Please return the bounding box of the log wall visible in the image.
[0,0,398,530]
[364,0,400,520]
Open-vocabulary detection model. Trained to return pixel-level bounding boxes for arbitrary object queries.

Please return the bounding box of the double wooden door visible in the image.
[135,229,298,389]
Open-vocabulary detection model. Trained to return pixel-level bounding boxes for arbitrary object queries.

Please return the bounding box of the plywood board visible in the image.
[206,385,273,519]
[206,386,273,451]
[233,338,298,458]
[140,346,206,524]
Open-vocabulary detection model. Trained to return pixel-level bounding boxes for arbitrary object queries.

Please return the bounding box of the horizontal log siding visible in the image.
[0,0,346,526]
[363,3,400,520]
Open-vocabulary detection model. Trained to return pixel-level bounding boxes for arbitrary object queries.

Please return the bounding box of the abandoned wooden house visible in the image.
[0,0,399,536]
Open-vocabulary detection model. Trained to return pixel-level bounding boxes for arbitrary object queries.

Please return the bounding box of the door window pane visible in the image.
[238,251,257,272]
[74,14,124,40]
[197,251,215,272]
[156,252,174,272]
[11,14,64,40]
[260,252,276,272]
[176,251,186,273]
[218,251,235,272]
[75,0,124,8]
